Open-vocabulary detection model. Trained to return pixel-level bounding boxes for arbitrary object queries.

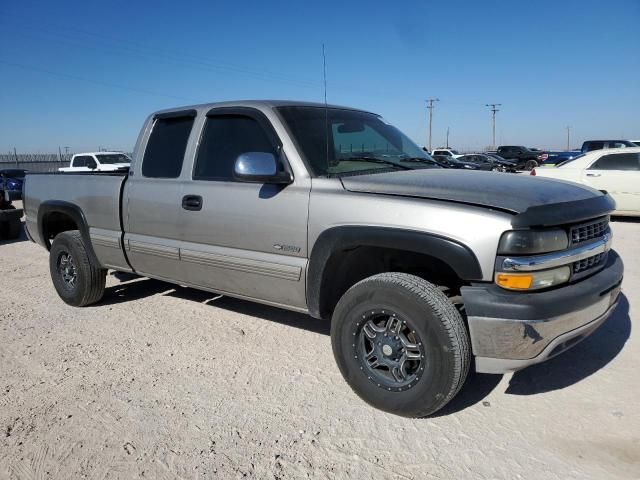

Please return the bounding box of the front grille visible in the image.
[573,252,605,274]
[570,217,608,245]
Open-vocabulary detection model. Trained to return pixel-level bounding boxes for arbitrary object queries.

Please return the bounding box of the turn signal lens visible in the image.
[496,273,534,290]
[495,266,571,291]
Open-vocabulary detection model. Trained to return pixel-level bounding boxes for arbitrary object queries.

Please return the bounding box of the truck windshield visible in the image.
[96,154,131,164]
[277,106,437,177]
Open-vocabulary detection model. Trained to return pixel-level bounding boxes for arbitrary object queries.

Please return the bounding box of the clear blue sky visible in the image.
[1,0,639,153]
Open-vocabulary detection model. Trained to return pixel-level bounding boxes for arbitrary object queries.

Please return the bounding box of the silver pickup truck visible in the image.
[23,100,624,417]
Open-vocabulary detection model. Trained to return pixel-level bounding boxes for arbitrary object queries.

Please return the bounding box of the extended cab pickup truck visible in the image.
[496,145,548,170]
[24,101,624,417]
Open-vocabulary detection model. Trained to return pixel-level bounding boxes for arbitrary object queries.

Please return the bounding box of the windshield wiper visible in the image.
[398,157,441,167]
[340,156,412,170]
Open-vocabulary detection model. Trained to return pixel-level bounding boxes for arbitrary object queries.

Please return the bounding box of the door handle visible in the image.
[182,195,203,211]
[586,173,601,177]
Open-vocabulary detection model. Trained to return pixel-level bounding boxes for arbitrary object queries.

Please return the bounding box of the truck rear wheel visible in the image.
[525,160,538,170]
[331,272,470,417]
[0,205,22,240]
[49,230,106,307]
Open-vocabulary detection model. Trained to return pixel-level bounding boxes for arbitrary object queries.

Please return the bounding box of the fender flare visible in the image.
[306,226,483,318]
[37,200,100,266]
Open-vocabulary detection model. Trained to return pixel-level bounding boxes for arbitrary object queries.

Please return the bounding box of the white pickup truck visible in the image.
[59,152,131,172]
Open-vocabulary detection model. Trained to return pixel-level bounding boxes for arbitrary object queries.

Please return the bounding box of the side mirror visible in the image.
[233,152,292,184]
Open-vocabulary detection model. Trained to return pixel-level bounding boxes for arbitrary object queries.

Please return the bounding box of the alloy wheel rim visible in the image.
[58,252,77,289]
[353,309,425,391]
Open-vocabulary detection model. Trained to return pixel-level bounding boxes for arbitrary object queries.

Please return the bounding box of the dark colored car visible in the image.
[458,154,517,172]
[580,140,636,153]
[542,151,582,166]
[496,146,547,170]
[0,169,27,201]
[432,155,481,170]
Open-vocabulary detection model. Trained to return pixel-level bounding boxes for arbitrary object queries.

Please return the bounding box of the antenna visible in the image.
[322,44,329,163]
[322,44,328,106]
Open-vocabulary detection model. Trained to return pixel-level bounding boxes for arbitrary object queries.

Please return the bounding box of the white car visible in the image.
[59,152,131,172]
[430,148,463,159]
[532,147,640,216]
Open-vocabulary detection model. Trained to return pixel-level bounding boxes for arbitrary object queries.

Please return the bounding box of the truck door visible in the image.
[124,110,197,279]
[582,151,640,213]
[177,107,310,310]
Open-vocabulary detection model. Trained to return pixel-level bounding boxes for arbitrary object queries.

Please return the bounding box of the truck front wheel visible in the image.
[49,230,106,307]
[331,273,470,417]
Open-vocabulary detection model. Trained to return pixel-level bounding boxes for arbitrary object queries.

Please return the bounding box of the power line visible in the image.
[0,59,198,102]
[426,98,439,151]
[0,19,321,90]
[485,103,501,149]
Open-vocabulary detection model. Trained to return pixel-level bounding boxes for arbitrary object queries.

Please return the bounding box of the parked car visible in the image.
[580,140,636,154]
[496,146,548,170]
[59,152,131,172]
[0,168,27,200]
[458,154,517,172]
[432,155,481,169]
[24,100,623,417]
[0,182,22,240]
[541,150,582,167]
[430,148,463,159]
[532,147,640,216]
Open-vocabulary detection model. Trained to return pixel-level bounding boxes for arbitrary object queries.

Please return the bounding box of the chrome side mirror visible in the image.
[233,152,292,184]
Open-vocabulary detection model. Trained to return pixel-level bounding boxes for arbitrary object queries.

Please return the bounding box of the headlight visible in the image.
[498,229,568,254]
[495,266,571,291]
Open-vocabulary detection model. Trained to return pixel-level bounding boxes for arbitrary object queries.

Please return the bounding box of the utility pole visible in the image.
[426,98,439,151]
[446,127,450,148]
[566,126,571,150]
[485,103,501,149]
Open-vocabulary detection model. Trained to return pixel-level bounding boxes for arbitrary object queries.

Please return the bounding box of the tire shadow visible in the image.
[506,294,630,395]
[430,370,503,417]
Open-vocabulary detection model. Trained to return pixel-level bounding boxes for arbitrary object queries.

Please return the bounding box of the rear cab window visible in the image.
[142,111,196,178]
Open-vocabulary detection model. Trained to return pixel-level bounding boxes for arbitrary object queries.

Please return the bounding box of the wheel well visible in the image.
[42,211,78,248]
[317,246,464,319]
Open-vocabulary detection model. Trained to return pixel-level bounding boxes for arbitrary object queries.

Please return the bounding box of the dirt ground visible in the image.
[1,208,638,479]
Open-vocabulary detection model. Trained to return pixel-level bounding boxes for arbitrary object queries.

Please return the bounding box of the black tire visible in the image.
[5,218,22,239]
[525,160,538,170]
[331,272,470,417]
[49,230,106,306]
[0,205,18,240]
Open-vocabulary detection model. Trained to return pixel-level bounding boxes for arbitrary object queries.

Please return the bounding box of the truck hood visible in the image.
[340,169,615,228]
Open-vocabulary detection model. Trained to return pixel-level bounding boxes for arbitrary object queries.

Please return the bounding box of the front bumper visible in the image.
[461,250,623,374]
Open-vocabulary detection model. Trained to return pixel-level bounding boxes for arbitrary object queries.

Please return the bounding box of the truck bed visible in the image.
[23,171,131,271]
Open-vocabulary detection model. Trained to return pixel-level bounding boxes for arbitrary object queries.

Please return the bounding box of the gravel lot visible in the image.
[1,207,638,479]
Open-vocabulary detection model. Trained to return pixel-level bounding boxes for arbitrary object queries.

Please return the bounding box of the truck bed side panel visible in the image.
[24,173,131,271]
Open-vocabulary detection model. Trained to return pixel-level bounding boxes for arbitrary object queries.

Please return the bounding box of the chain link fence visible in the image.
[0,152,132,173]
